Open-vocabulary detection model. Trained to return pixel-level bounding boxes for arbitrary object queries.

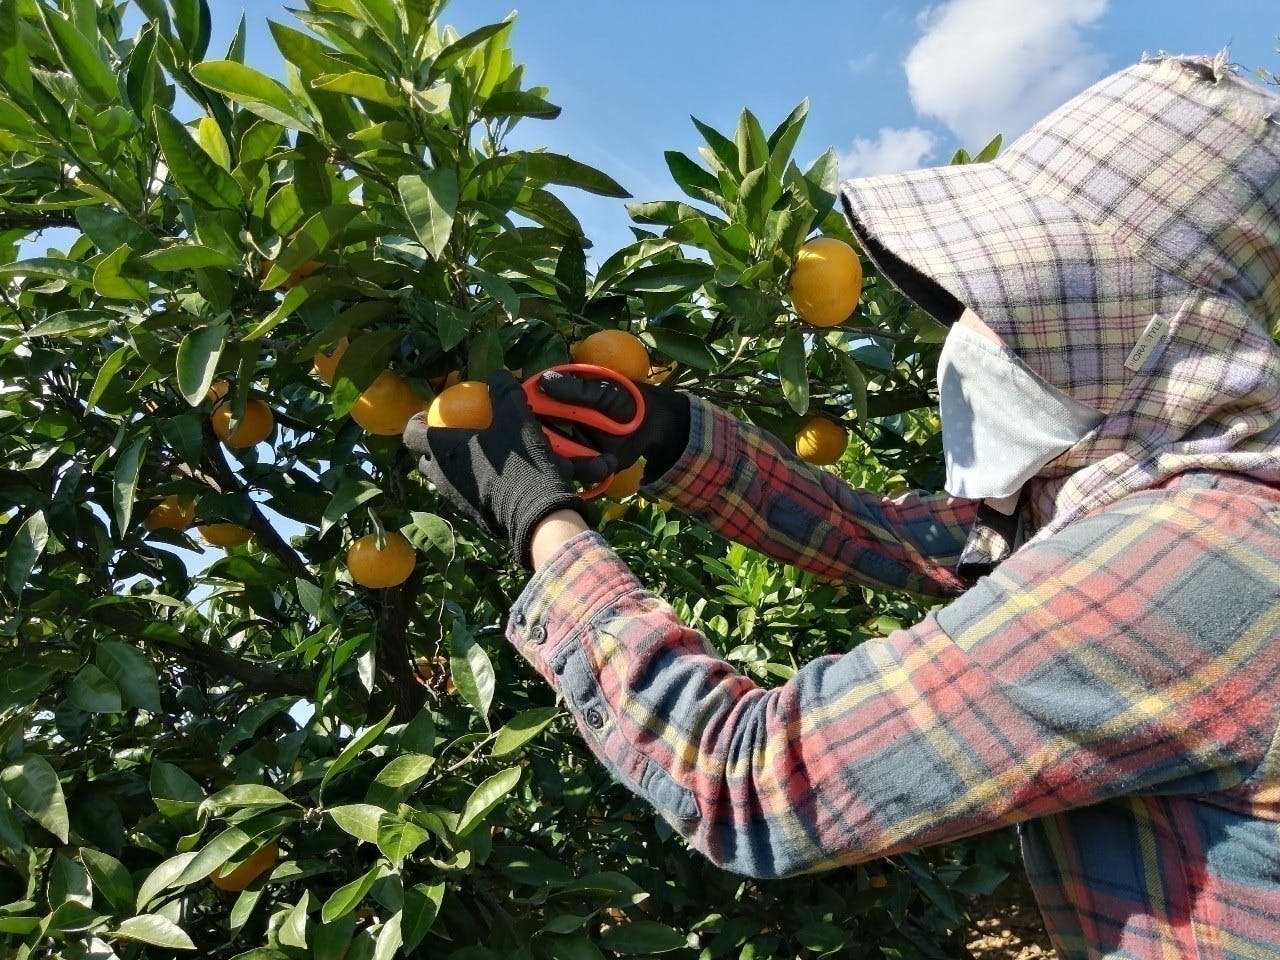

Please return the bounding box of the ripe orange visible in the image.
[346,533,416,589]
[425,381,493,430]
[571,330,650,382]
[312,338,349,386]
[144,496,196,532]
[794,415,848,466]
[603,461,644,499]
[198,523,253,548]
[206,380,231,404]
[789,238,863,328]
[211,397,275,449]
[350,371,426,436]
[210,842,279,892]
[429,370,463,391]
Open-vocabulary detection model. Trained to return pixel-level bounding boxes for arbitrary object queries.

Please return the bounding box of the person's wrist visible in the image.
[530,509,591,571]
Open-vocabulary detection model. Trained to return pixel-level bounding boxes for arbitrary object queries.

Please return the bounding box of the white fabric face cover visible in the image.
[938,324,1105,500]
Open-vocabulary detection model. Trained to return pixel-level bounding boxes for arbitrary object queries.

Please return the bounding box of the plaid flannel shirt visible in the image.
[505,397,1280,960]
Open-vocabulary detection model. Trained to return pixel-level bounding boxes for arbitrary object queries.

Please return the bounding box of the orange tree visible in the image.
[0,2,1017,958]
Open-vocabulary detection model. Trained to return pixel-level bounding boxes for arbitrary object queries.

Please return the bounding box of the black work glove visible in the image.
[536,371,690,486]
[402,371,589,569]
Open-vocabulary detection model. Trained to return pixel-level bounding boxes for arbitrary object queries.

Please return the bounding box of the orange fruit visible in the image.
[211,397,274,449]
[210,842,279,892]
[346,533,416,589]
[198,523,253,548]
[425,381,493,430]
[143,495,196,532]
[789,238,863,328]
[571,330,650,382]
[603,461,644,499]
[601,502,631,523]
[794,415,848,466]
[429,370,463,391]
[350,371,426,436]
[206,380,231,404]
[312,338,349,386]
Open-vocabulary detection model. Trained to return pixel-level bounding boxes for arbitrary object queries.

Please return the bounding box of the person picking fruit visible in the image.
[405,56,1280,960]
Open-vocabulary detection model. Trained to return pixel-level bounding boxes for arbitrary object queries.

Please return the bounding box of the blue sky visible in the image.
[183,0,1280,258]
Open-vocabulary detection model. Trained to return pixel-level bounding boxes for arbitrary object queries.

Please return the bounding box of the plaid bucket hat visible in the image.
[839,54,1280,563]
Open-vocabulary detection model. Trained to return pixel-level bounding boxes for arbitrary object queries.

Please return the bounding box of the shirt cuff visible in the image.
[641,395,734,511]
[505,529,642,681]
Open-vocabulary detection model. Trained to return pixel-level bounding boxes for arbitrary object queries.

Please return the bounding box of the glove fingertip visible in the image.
[402,411,431,451]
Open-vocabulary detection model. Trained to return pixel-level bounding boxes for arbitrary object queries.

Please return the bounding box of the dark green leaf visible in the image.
[80,849,135,914]
[449,620,495,719]
[93,244,149,301]
[191,61,314,133]
[321,863,383,924]
[0,754,68,843]
[321,709,394,796]
[112,436,146,535]
[598,921,688,955]
[521,152,630,198]
[481,91,561,120]
[644,328,718,371]
[399,170,458,259]
[403,513,455,558]
[456,766,521,837]
[176,324,227,406]
[38,5,118,105]
[491,707,557,758]
[141,244,238,271]
[377,817,430,864]
[777,330,810,415]
[6,510,48,593]
[401,882,444,952]
[112,913,195,950]
[154,108,242,209]
[66,664,123,714]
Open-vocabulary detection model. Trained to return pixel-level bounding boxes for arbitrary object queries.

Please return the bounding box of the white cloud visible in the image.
[905,0,1110,148]
[839,126,939,178]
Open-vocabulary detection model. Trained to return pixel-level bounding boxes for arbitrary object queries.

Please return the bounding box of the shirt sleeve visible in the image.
[506,482,1280,880]
[642,396,978,598]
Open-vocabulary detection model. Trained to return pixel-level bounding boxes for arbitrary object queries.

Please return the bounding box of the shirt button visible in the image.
[585,708,605,729]
[529,625,547,645]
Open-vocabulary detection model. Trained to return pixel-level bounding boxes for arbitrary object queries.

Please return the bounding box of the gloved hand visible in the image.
[402,371,589,569]
[536,371,691,485]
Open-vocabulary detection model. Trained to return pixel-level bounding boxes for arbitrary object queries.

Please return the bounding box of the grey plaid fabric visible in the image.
[839,54,1280,544]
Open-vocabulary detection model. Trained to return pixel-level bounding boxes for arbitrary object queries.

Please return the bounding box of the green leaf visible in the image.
[0,754,69,843]
[644,328,719,371]
[467,326,503,380]
[321,479,383,534]
[616,260,713,295]
[93,244,149,301]
[141,244,238,271]
[327,804,384,844]
[25,310,112,339]
[777,330,810,415]
[491,707,558,758]
[373,754,435,790]
[692,115,740,177]
[664,150,722,205]
[0,258,94,286]
[80,849,135,914]
[90,344,133,412]
[598,921,688,955]
[398,170,459,260]
[67,664,123,714]
[6,510,48,593]
[401,882,444,953]
[312,71,401,106]
[112,435,146,535]
[974,134,1003,163]
[136,852,199,909]
[97,640,161,711]
[191,61,314,133]
[154,108,243,209]
[377,816,430,865]
[171,0,212,60]
[767,99,809,171]
[521,151,630,198]
[430,21,510,76]
[320,709,394,796]
[151,760,205,819]
[403,513,454,558]
[200,784,294,817]
[456,766,521,838]
[279,894,309,950]
[449,620,494,719]
[176,324,227,406]
[481,90,561,120]
[112,914,196,950]
[321,863,383,924]
[832,345,869,423]
[38,5,118,105]
[244,283,310,341]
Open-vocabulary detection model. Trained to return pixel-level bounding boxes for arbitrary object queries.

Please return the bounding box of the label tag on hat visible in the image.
[1125,313,1170,372]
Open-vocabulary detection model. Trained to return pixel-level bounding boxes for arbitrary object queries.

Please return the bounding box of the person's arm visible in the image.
[644,396,978,598]
[514,482,1280,878]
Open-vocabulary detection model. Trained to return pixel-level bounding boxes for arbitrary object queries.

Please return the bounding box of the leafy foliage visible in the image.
[0,1,1019,958]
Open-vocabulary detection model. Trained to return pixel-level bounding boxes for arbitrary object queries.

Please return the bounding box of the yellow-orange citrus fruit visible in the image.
[603,460,644,499]
[346,533,416,589]
[144,496,196,532]
[350,371,426,436]
[426,381,493,430]
[312,338,349,386]
[211,842,279,892]
[198,523,253,548]
[794,415,849,466]
[211,398,274,449]
[601,502,631,523]
[789,237,863,328]
[570,330,650,382]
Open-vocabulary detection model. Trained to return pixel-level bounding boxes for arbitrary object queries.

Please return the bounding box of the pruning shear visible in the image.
[522,363,646,499]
